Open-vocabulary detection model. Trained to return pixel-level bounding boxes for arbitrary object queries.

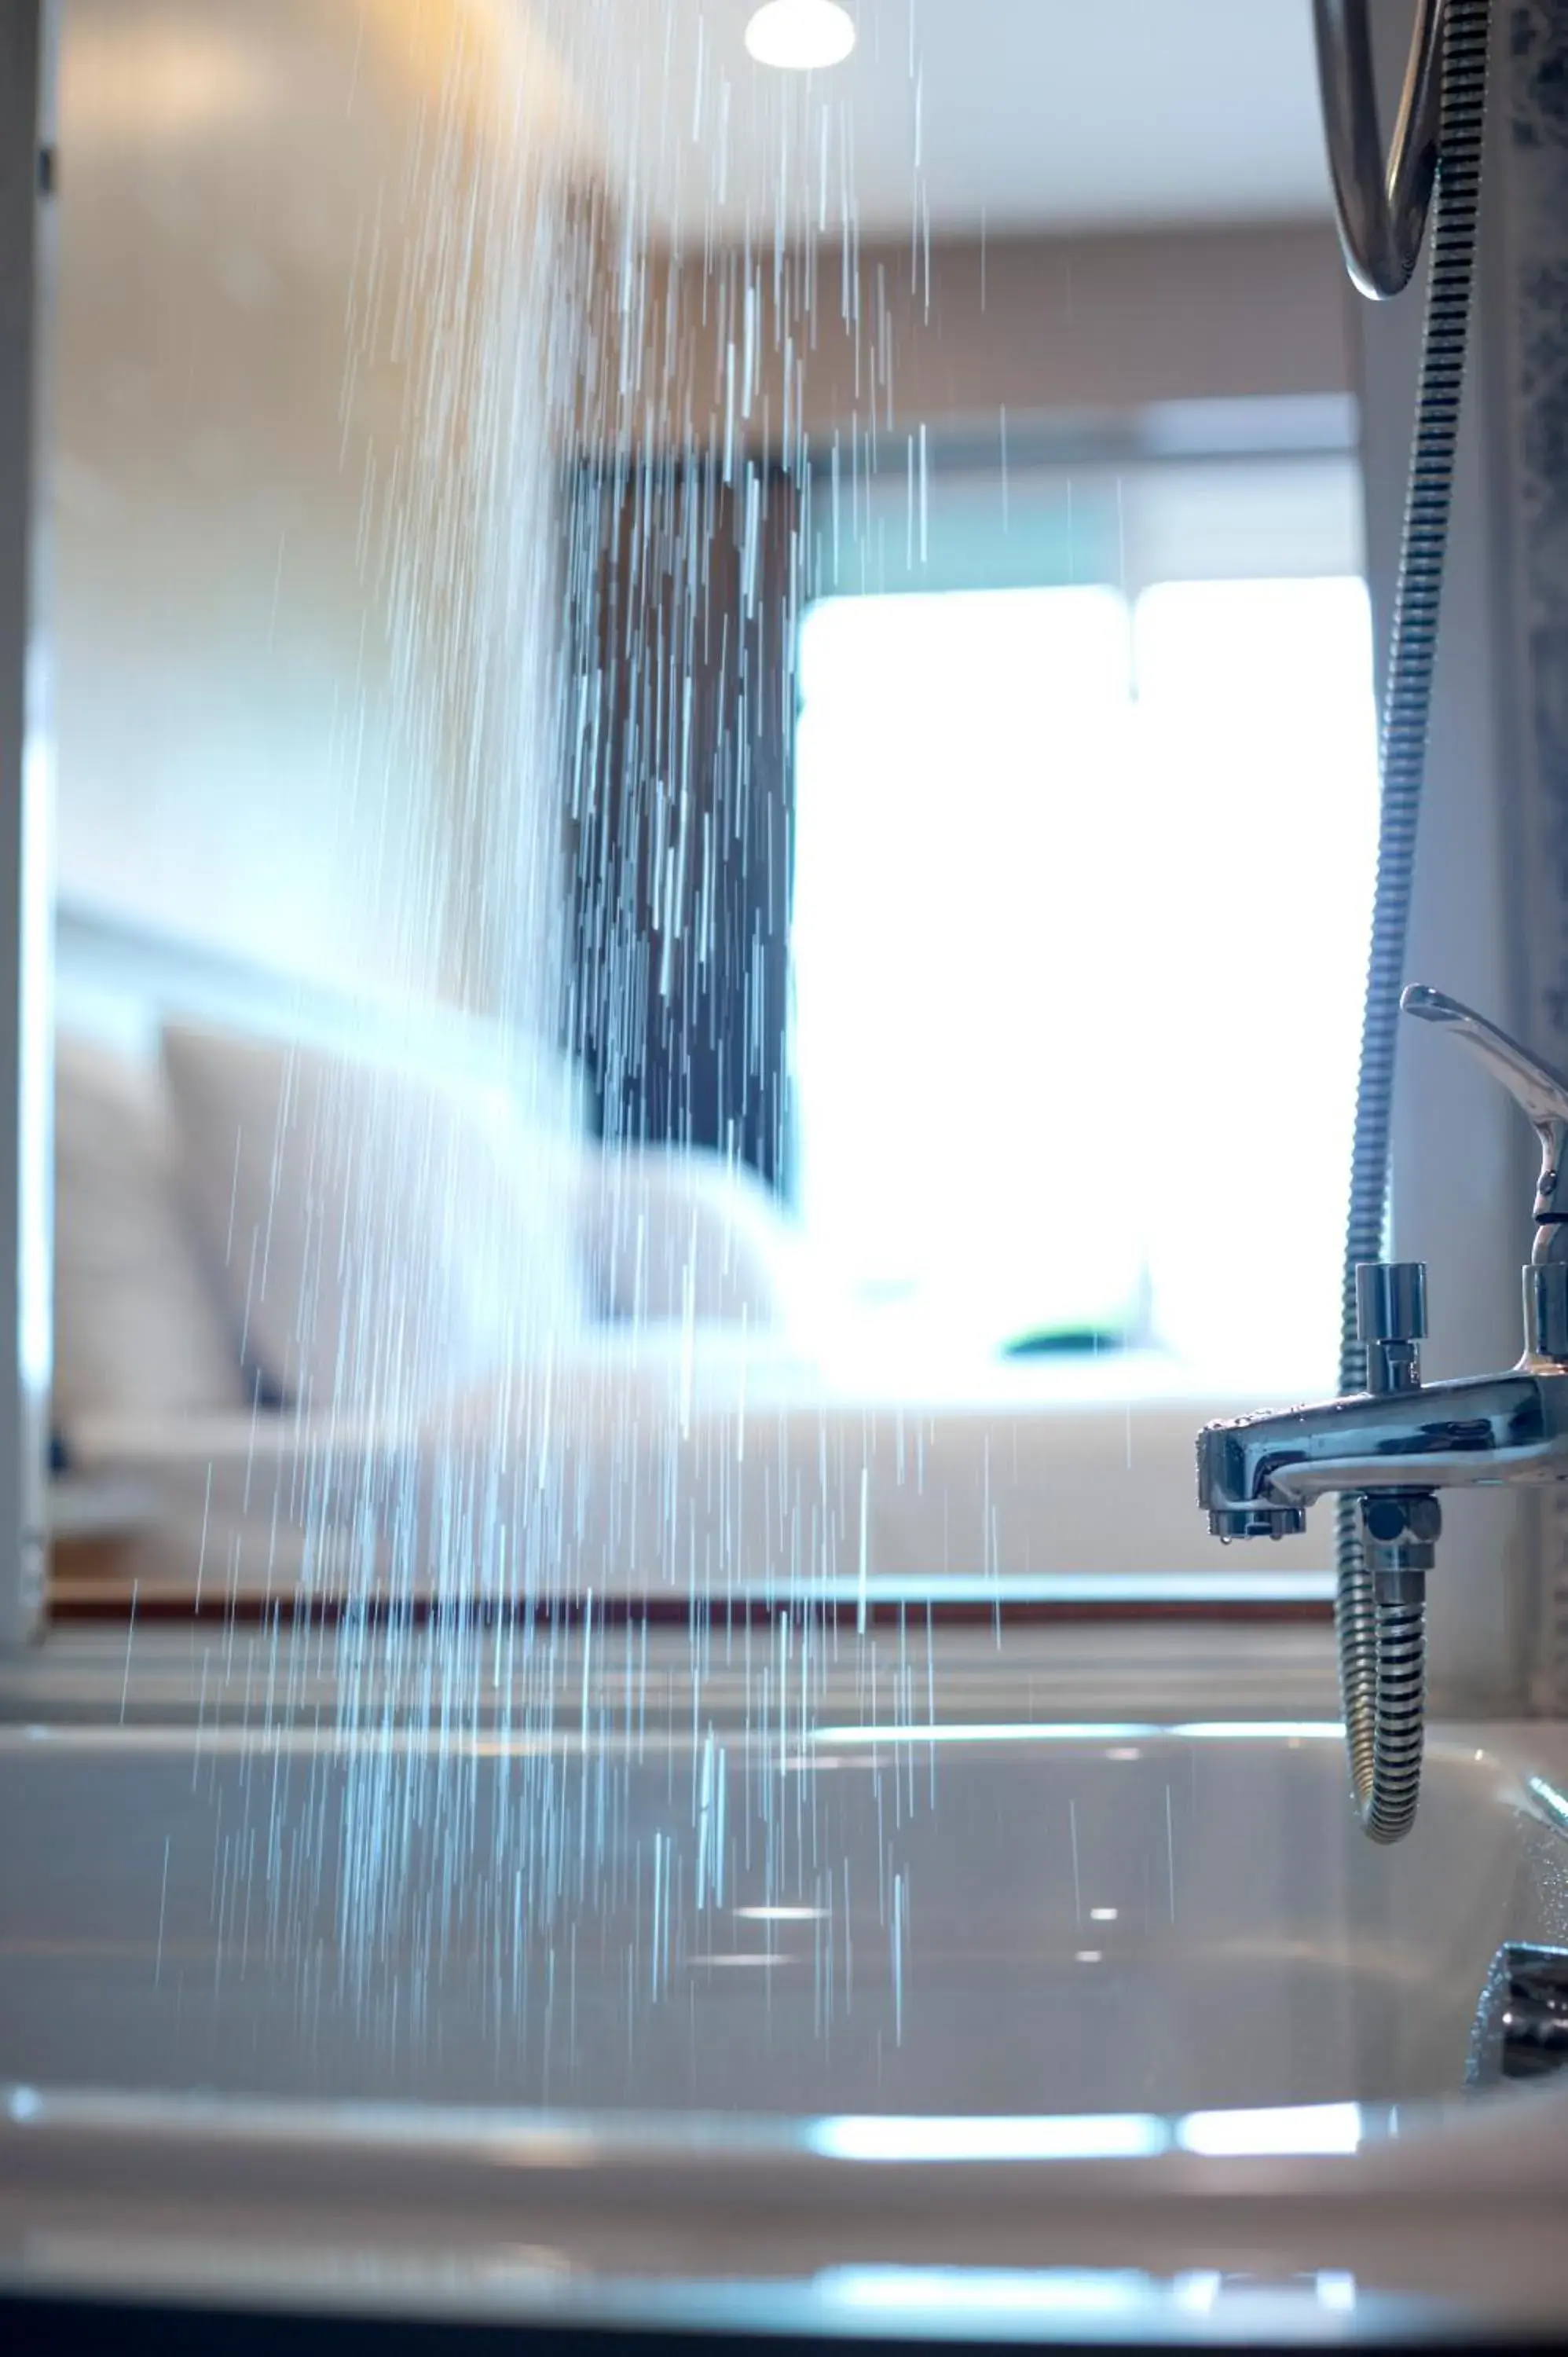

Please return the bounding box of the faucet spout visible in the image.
[1198,1368,1568,1541]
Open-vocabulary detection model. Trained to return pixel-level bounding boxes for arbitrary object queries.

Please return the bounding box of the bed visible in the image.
[49,906,1325,1614]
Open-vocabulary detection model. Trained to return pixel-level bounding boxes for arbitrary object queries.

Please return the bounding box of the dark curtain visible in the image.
[563,453,801,1190]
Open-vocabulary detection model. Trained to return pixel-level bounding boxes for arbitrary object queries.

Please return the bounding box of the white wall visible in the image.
[51,0,581,1028]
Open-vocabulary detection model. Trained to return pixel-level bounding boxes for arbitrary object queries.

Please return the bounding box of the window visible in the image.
[791,455,1378,1400]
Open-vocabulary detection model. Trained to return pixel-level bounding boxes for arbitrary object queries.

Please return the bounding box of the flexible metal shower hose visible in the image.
[1335,0,1490,1843]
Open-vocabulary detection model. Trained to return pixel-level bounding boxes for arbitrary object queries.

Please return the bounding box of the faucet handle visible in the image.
[1401,985,1568,1225]
[1356,1260,1426,1393]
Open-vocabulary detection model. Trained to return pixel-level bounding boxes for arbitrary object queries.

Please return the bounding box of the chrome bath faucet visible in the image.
[1198,986,1568,1590]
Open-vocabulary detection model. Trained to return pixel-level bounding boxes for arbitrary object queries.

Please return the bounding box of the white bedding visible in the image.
[50,997,1324,1604]
[63,1337,1325,1599]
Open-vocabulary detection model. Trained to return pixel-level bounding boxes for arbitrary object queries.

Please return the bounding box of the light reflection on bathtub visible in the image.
[810,2102,1375,2162]
[804,2111,1171,2162]
[807,1720,1346,1747]
[813,2263,1370,2324]
[1177,2101,1364,2156]
[5,2077,1381,2161]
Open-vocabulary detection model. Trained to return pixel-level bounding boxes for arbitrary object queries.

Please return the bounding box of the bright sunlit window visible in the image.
[792,465,1377,1398]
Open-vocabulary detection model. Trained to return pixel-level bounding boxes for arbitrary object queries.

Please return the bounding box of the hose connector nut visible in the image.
[1360,1488,1442,1595]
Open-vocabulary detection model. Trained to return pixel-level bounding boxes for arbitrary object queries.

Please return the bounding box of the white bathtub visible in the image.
[3,1629,1568,2339]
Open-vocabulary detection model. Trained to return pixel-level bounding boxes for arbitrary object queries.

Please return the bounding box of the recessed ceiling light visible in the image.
[745,1,857,73]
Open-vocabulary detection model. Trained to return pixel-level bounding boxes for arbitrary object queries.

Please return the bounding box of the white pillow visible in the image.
[160,1024,585,1412]
[573,1146,807,1329]
[53,1033,248,1430]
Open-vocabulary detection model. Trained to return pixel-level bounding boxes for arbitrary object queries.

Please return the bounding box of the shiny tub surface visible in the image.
[1,1714,1566,2117]
[5,1636,1568,2336]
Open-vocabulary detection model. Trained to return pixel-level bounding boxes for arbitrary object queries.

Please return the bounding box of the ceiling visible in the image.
[526,0,1335,244]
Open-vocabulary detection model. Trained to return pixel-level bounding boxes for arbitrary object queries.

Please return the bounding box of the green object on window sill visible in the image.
[1000,1325,1128,1360]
